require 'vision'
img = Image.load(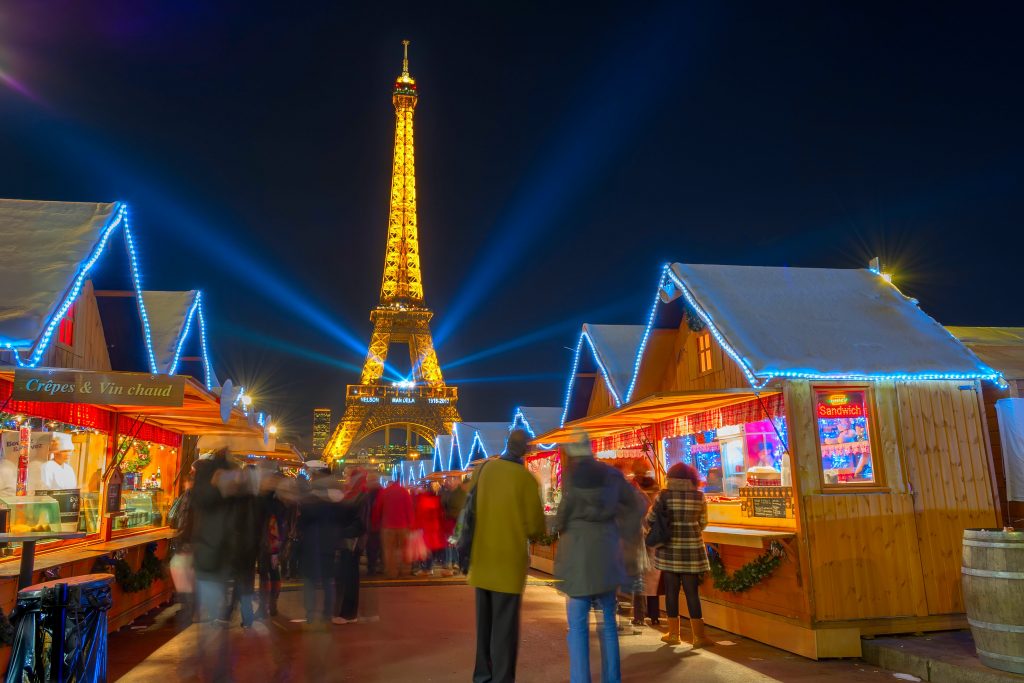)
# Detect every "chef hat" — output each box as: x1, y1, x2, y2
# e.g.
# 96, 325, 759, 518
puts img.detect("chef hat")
50, 433, 74, 452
